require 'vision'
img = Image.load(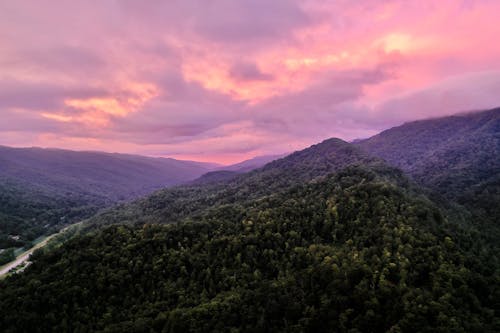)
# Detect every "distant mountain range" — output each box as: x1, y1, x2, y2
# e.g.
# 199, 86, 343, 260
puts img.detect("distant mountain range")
0, 146, 219, 202
0, 147, 216, 248
0, 107, 498, 332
